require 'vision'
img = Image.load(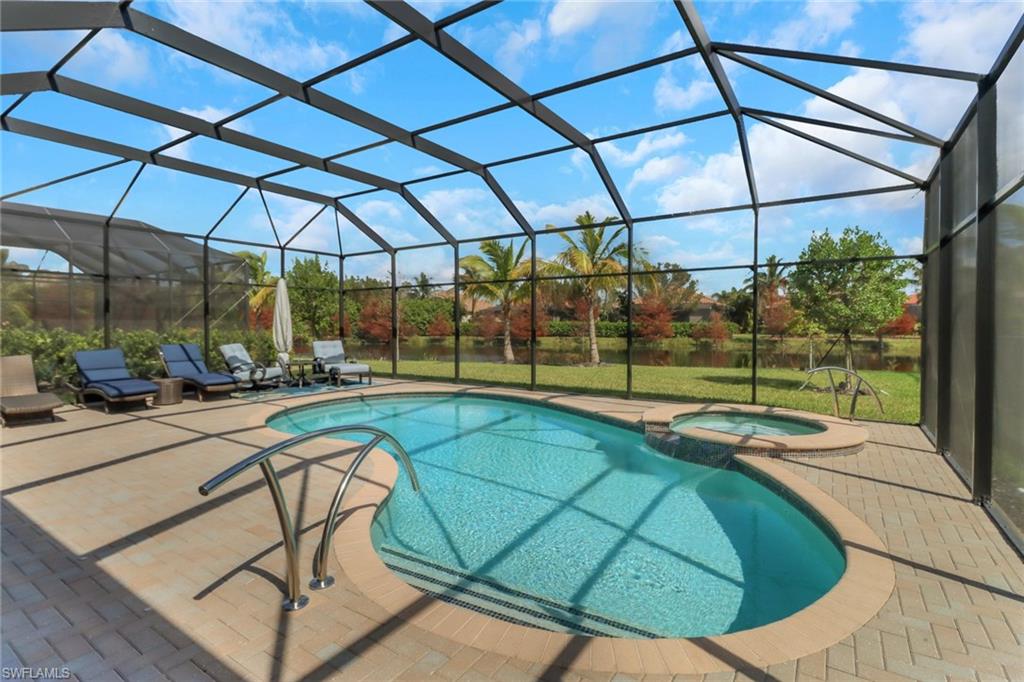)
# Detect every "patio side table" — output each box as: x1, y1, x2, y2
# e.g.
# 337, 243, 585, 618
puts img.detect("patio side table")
152, 377, 184, 406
